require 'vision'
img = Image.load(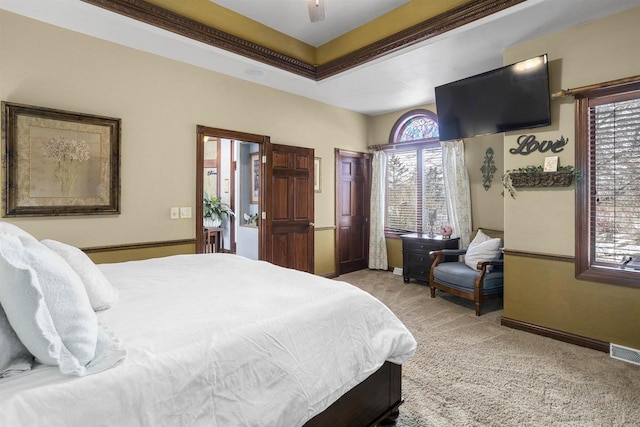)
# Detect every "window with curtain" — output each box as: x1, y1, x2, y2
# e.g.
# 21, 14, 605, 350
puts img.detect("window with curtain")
576, 81, 640, 288
384, 109, 446, 234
